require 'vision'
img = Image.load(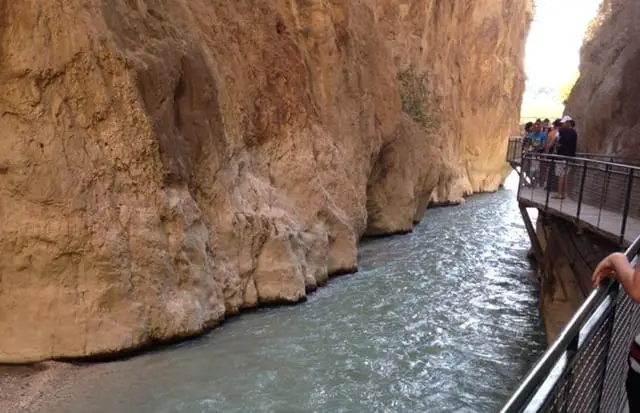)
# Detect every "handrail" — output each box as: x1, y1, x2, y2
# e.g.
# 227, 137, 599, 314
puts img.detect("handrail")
500, 235, 640, 412
524, 152, 640, 171
507, 137, 640, 245
506, 136, 640, 169
574, 153, 640, 166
